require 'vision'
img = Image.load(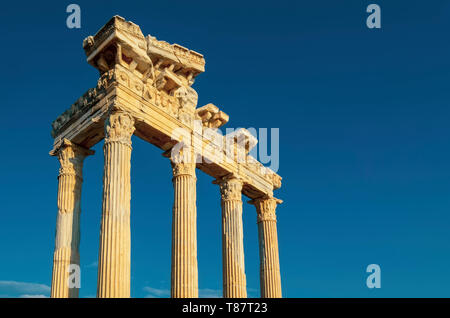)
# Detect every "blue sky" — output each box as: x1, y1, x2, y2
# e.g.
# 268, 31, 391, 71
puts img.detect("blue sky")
1, 0, 450, 298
